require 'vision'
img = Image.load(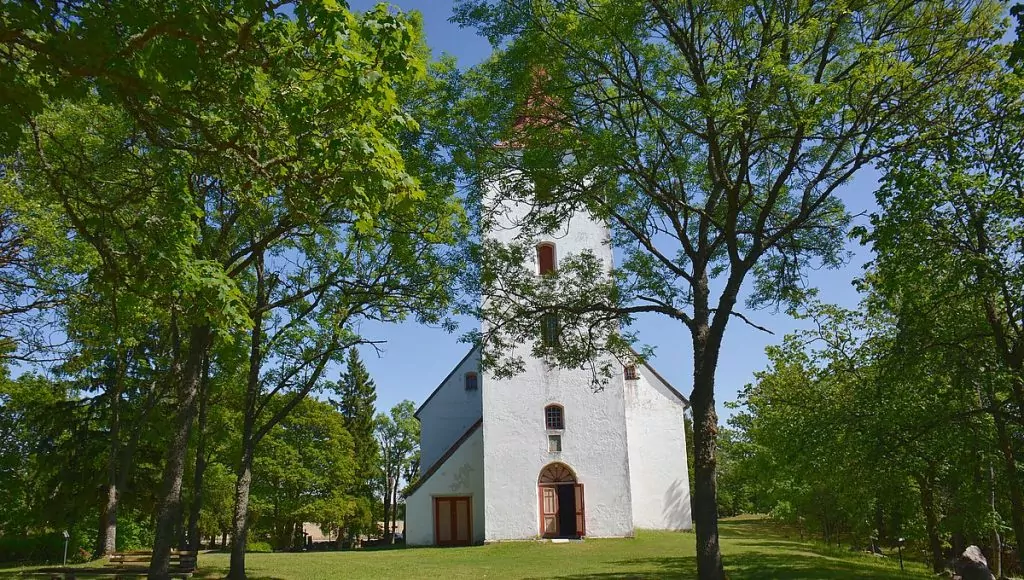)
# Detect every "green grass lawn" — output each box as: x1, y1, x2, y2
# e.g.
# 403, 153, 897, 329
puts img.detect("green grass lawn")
3, 517, 931, 579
